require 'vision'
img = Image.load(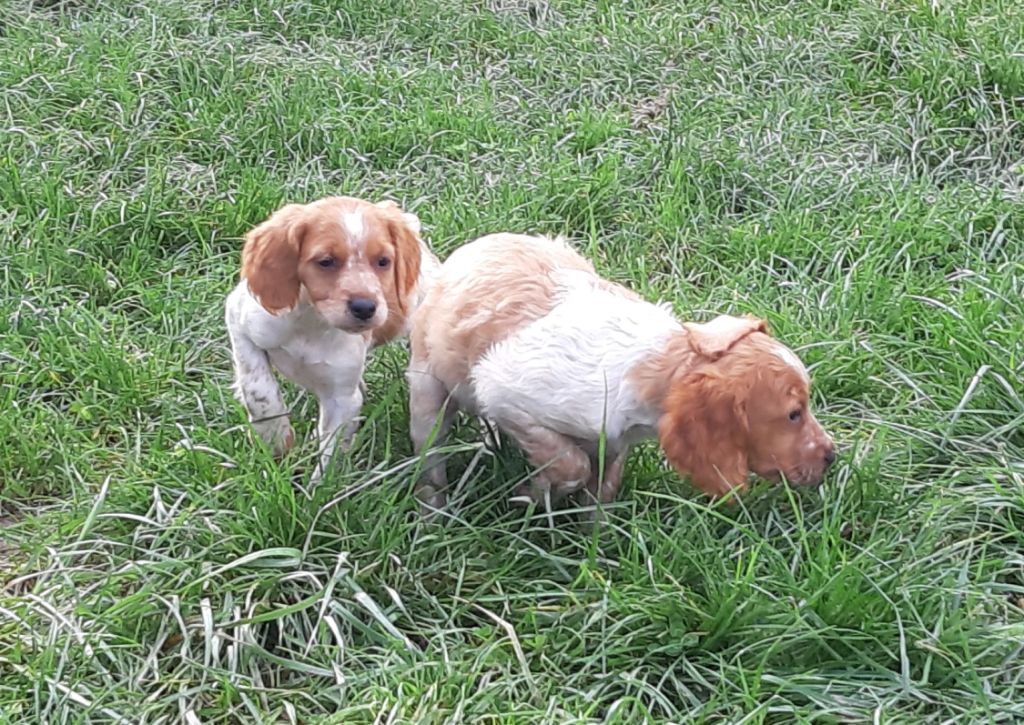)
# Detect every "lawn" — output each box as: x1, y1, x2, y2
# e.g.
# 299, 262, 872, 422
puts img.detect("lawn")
2, 0, 1023, 721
